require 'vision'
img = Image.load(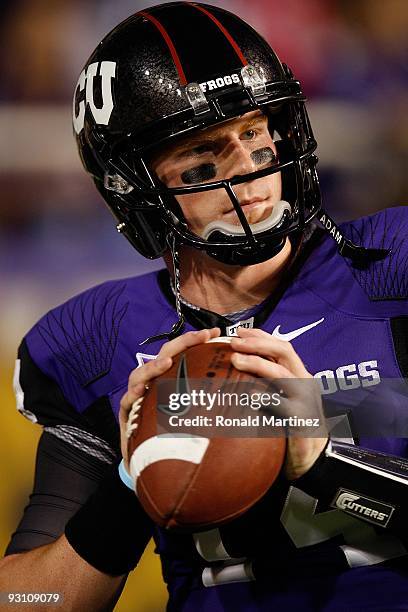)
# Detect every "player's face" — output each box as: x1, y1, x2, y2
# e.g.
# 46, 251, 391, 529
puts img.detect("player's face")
150, 111, 282, 237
